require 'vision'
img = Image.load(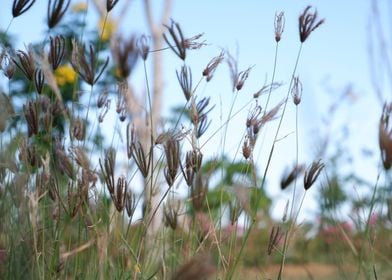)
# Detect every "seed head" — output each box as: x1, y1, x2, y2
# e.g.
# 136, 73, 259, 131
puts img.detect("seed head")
303, 159, 324, 190
47, 0, 70, 29
49, 35, 66, 70
291, 76, 302, 105
34, 68, 45, 94
137, 34, 150, 61
274, 12, 285, 42
71, 40, 109, 85
176, 65, 193, 101
163, 20, 187, 60
379, 102, 392, 170
106, 0, 120, 13
12, 48, 35, 81
280, 164, 305, 190
1, 54, 16, 79
235, 65, 253, 91
111, 35, 138, 79
12, 0, 36, 18
202, 51, 224, 82
267, 225, 283, 255
299, 6, 325, 43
